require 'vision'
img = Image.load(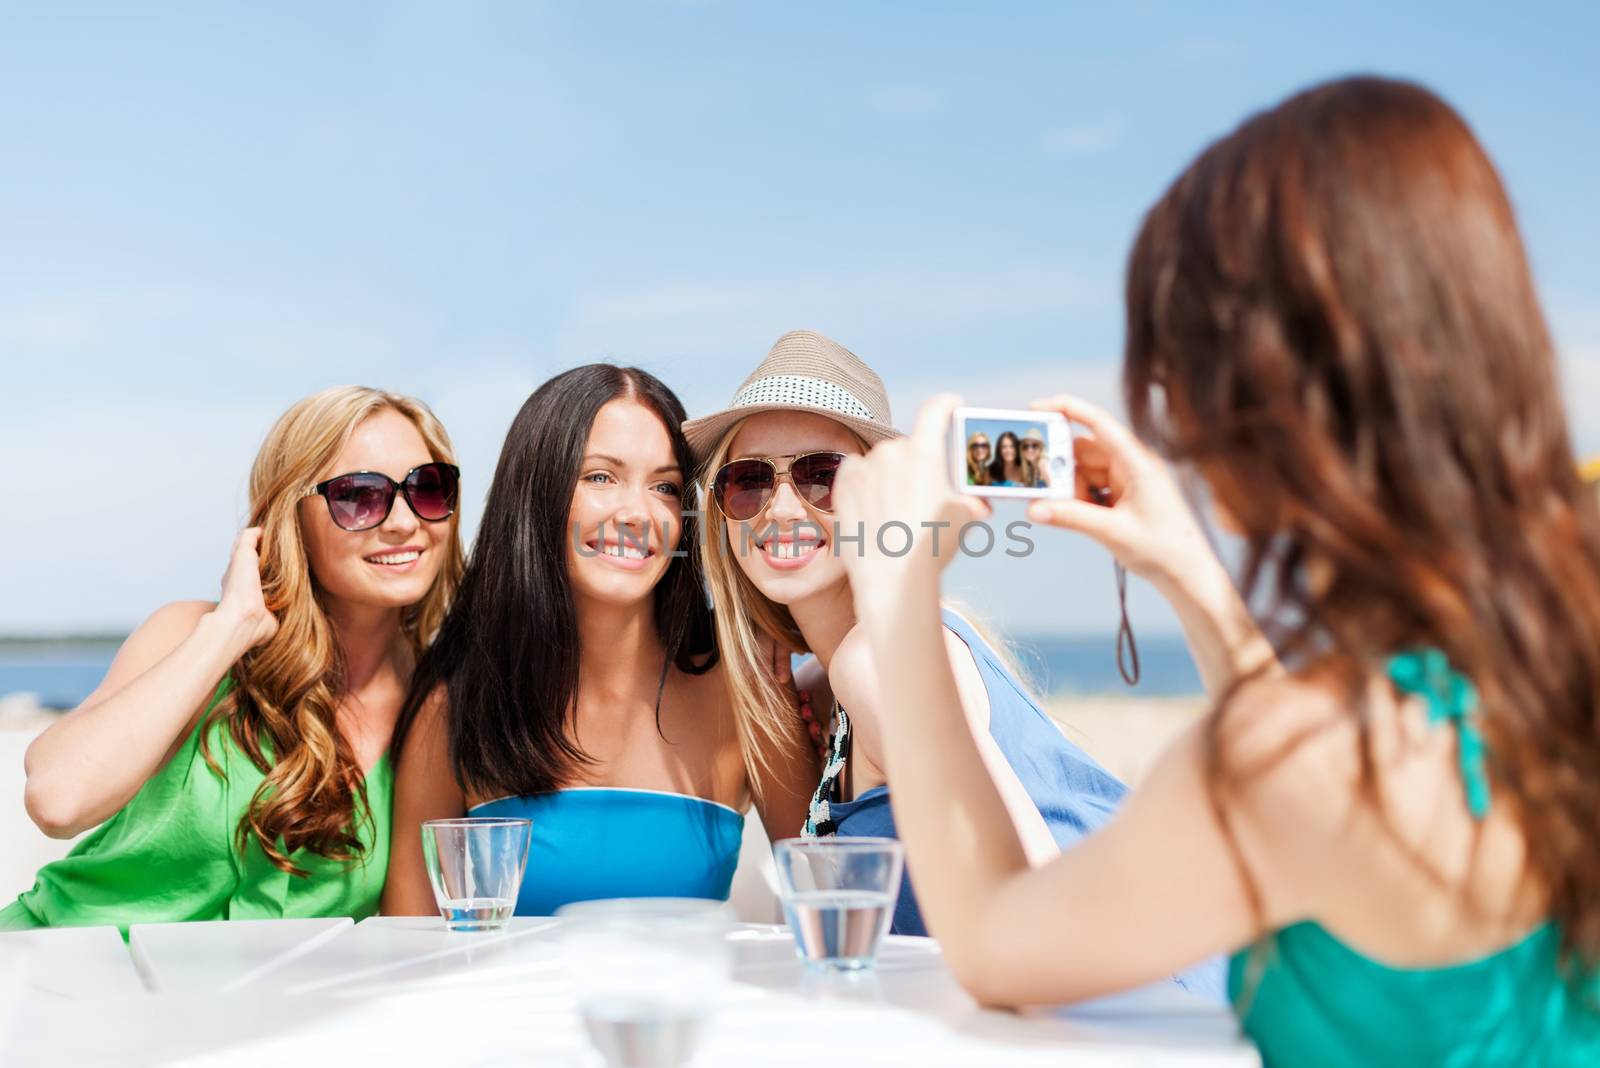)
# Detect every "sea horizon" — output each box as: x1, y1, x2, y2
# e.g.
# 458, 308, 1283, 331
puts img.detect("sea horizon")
0, 631, 1204, 710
